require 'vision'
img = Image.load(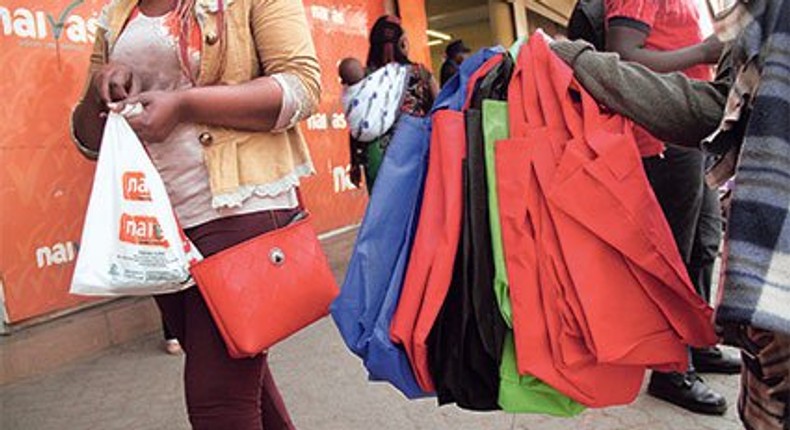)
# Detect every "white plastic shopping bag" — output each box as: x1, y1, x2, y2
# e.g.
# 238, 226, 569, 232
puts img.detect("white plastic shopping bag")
71, 112, 202, 296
